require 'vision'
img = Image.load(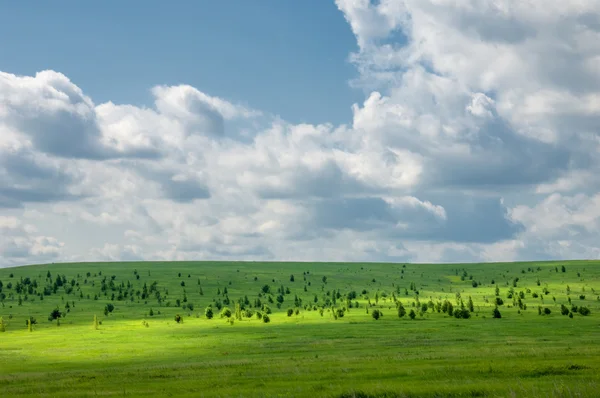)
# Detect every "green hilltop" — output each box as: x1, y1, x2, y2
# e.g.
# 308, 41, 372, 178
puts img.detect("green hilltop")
0, 260, 599, 397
